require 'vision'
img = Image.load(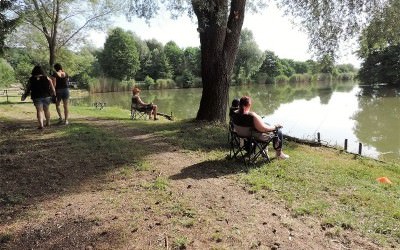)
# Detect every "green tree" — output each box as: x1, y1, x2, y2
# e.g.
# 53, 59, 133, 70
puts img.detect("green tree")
357, 0, 400, 85
130, 33, 151, 80
12, 0, 114, 67
164, 41, 184, 78
99, 28, 140, 80
279, 59, 296, 77
142, 48, 173, 80
259, 50, 281, 78
125, 0, 387, 122
0, 0, 20, 56
0, 58, 15, 87
358, 44, 400, 85
183, 46, 201, 77
233, 28, 264, 84
292, 61, 309, 74
358, 0, 400, 58
318, 55, 335, 74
